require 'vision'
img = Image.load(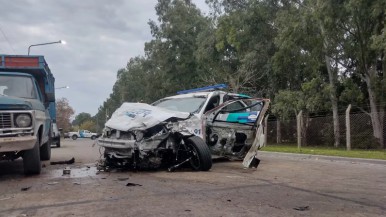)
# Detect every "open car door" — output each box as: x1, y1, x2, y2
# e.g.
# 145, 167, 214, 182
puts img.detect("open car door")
203, 98, 270, 168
